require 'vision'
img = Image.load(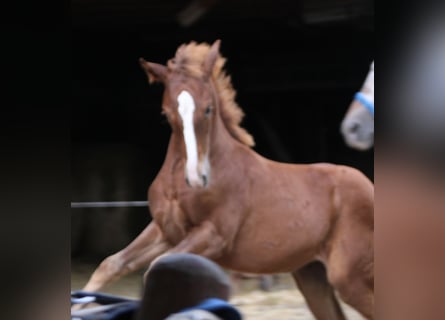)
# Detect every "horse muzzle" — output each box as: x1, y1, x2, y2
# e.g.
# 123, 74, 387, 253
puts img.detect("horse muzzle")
185, 173, 208, 188
185, 160, 210, 188
341, 120, 374, 151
